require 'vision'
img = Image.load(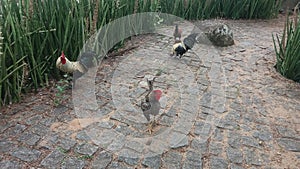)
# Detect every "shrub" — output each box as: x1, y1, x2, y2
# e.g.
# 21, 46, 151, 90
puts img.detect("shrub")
273, 10, 300, 83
